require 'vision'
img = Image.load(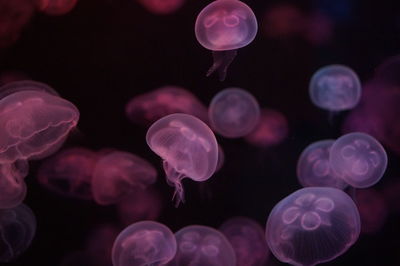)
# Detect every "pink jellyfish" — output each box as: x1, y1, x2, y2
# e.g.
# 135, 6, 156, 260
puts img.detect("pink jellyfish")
37, 147, 97, 200
169, 225, 236, 266
137, 0, 185, 15
0, 81, 79, 163
146, 113, 218, 206
35, 0, 79, 16
219, 217, 269, 266
91, 151, 157, 205
265, 187, 360, 266
0, 160, 28, 209
195, 0, 258, 81
112, 221, 177, 266
125, 86, 208, 126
